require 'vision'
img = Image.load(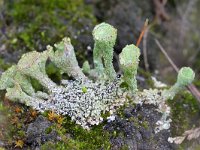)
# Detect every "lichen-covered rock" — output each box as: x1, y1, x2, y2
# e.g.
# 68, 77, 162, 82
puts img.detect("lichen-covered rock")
104, 104, 176, 150
0, 23, 195, 132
